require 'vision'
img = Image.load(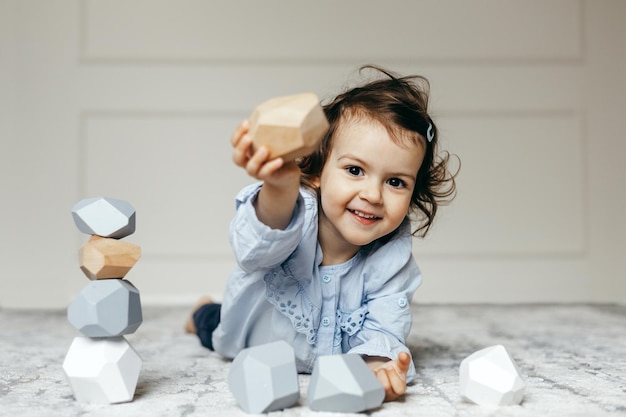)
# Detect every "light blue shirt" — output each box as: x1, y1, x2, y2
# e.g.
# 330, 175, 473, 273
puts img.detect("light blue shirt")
212, 183, 422, 382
